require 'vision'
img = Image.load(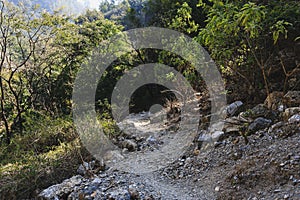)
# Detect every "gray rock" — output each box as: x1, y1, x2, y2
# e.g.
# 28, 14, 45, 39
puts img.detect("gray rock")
197, 130, 211, 142
198, 133, 212, 143
150, 110, 167, 124
249, 104, 269, 118
211, 131, 225, 141
288, 114, 300, 124
122, 148, 129, 154
225, 101, 243, 117
248, 117, 272, 133
197, 130, 213, 149
146, 135, 157, 144
210, 121, 225, 132
268, 122, 285, 135
243, 104, 278, 121
77, 161, 95, 176
103, 150, 124, 164
39, 175, 83, 199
